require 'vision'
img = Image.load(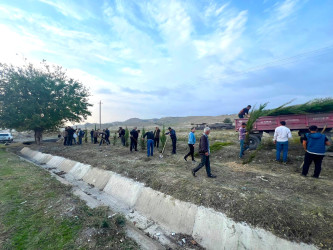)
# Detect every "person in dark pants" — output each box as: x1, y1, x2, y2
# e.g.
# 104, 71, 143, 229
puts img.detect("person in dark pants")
192, 127, 216, 178
63, 127, 68, 146
301, 125, 330, 178
238, 105, 251, 118
130, 127, 139, 152
118, 127, 126, 146
166, 127, 177, 154
143, 131, 154, 157
184, 127, 196, 162
78, 128, 84, 145
93, 129, 99, 144
105, 128, 110, 144
67, 126, 75, 146
90, 129, 94, 143
154, 127, 160, 148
